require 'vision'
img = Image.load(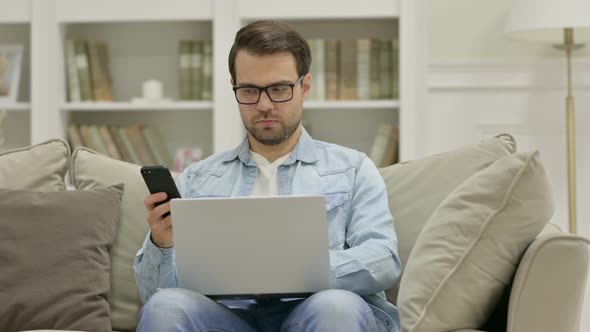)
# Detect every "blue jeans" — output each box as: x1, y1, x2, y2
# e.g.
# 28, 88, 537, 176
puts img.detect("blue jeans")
137, 288, 396, 332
